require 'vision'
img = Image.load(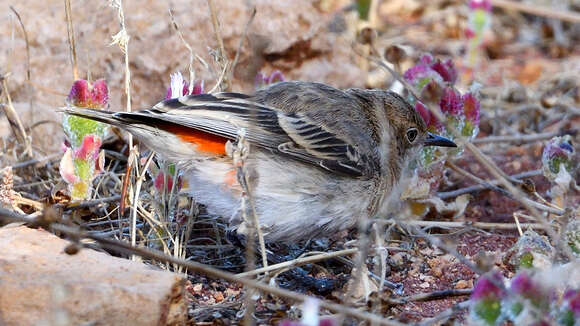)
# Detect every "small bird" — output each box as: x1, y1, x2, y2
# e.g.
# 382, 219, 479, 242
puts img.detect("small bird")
64, 81, 456, 241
